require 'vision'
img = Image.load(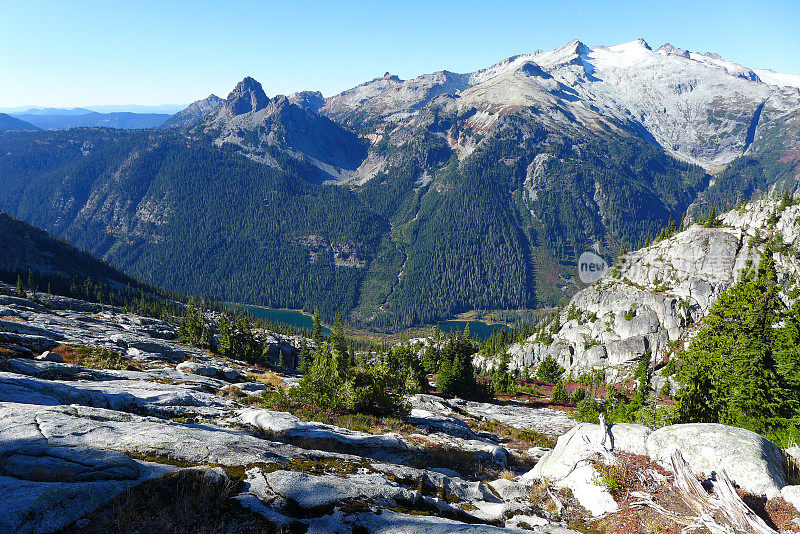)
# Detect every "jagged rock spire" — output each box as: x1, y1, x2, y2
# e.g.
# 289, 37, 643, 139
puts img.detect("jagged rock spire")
226, 76, 269, 115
